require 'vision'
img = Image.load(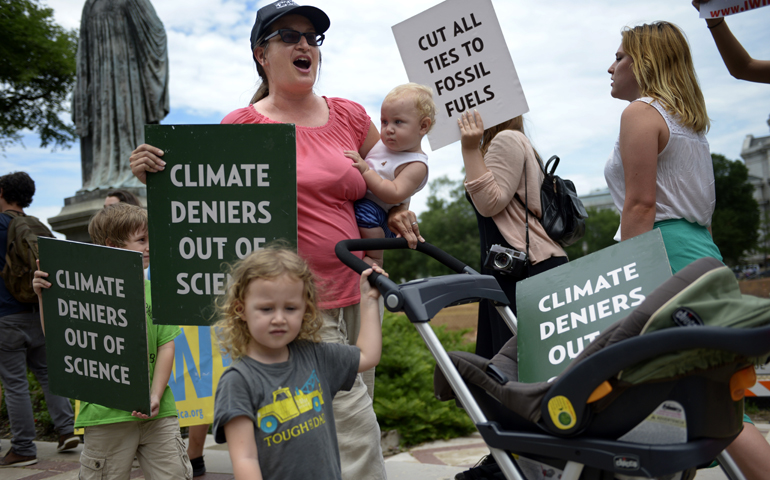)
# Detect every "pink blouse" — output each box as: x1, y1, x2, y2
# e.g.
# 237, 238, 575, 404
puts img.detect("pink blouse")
222, 97, 370, 309
465, 130, 566, 264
